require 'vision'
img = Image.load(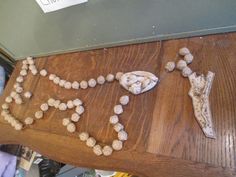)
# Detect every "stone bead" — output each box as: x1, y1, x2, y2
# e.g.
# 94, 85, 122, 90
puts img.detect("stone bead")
24, 117, 34, 125
40, 69, 47, 76
31, 69, 38, 75
182, 66, 193, 77
71, 113, 80, 122
86, 137, 96, 147
59, 103, 67, 111
179, 47, 190, 56
119, 95, 129, 105
106, 74, 115, 82
53, 77, 60, 84
112, 140, 123, 151
1, 110, 9, 117
88, 78, 97, 88
40, 103, 49, 112
67, 122, 76, 133
80, 80, 88, 89
47, 98, 55, 107
49, 74, 56, 81
5, 96, 13, 103
114, 105, 123, 115
115, 72, 123, 80
114, 123, 124, 132
109, 115, 119, 125
35, 111, 43, 119
102, 146, 113, 156
72, 81, 80, 89
15, 86, 23, 93
79, 132, 89, 141
62, 118, 71, 126
165, 61, 175, 72
24, 91, 32, 99
27, 57, 34, 64
73, 99, 83, 106
22, 64, 28, 70
10, 91, 17, 98
14, 83, 21, 89
2, 103, 9, 110
29, 65, 36, 71
184, 54, 194, 64
97, 75, 105, 85
93, 145, 103, 156
53, 100, 61, 108
76, 106, 85, 115
22, 60, 28, 65
67, 100, 74, 109
16, 76, 24, 83
118, 130, 128, 141
15, 98, 23, 105
64, 81, 72, 89
13, 93, 21, 100
14, 123, 23, 131
59, 80, 66, 87
20, 69, 27, 76
176, 60, 187, 70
